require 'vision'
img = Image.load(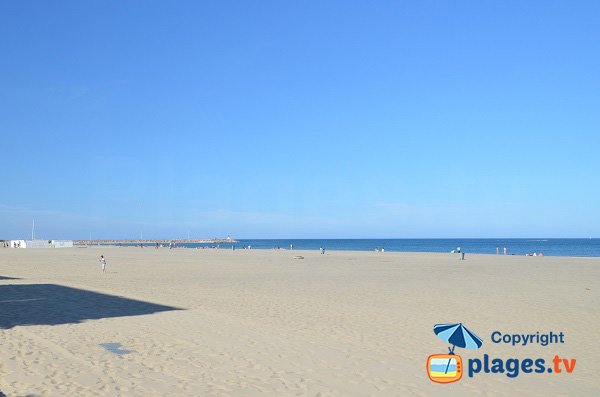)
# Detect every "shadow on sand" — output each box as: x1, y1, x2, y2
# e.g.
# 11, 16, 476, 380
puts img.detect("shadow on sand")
0, 284, 181, 329
0, 276, 21, 280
